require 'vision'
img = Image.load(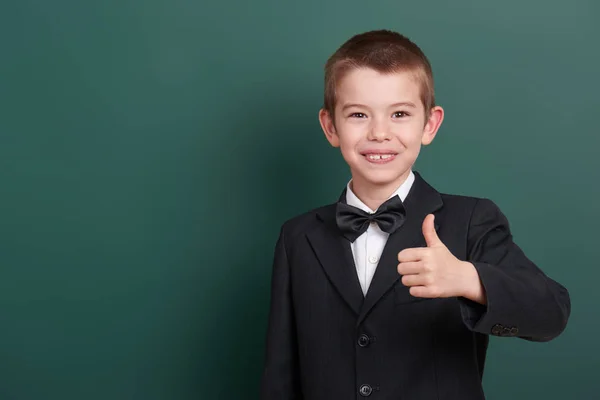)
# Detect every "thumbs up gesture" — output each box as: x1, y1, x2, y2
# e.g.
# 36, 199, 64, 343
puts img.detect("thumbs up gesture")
397, 214, 486, 304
